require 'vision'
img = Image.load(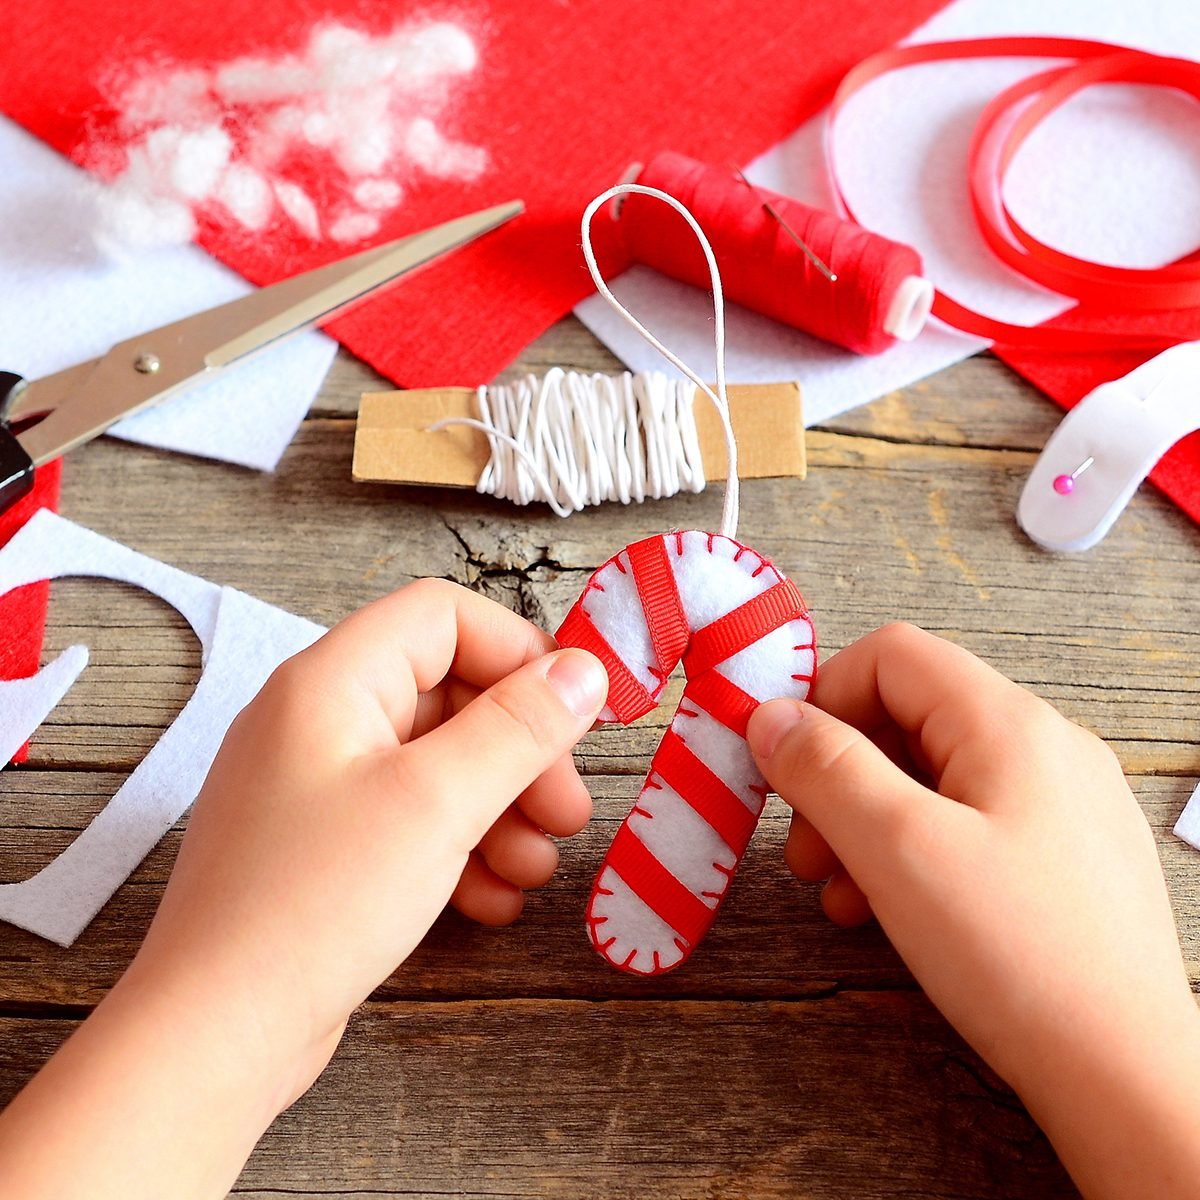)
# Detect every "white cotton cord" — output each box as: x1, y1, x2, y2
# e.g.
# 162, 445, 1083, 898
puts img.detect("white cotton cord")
429, 369, 705, 518
580, 183, 740, 539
